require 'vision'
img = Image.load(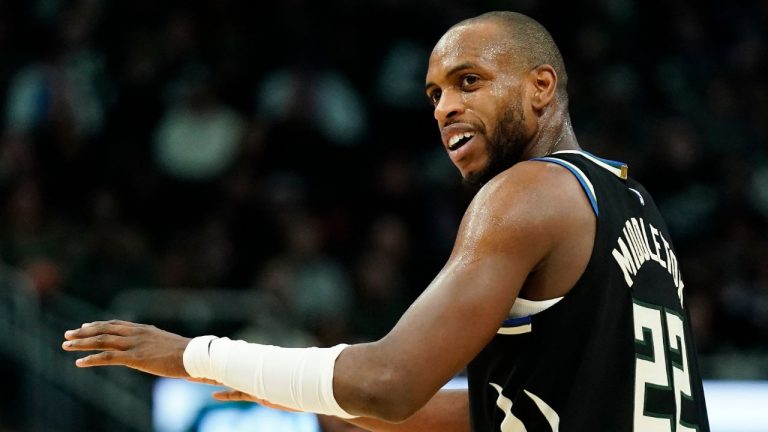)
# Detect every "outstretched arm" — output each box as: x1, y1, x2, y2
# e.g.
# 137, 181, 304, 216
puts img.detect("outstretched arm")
62, 161, 593, 423
62, 321, 470, 431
